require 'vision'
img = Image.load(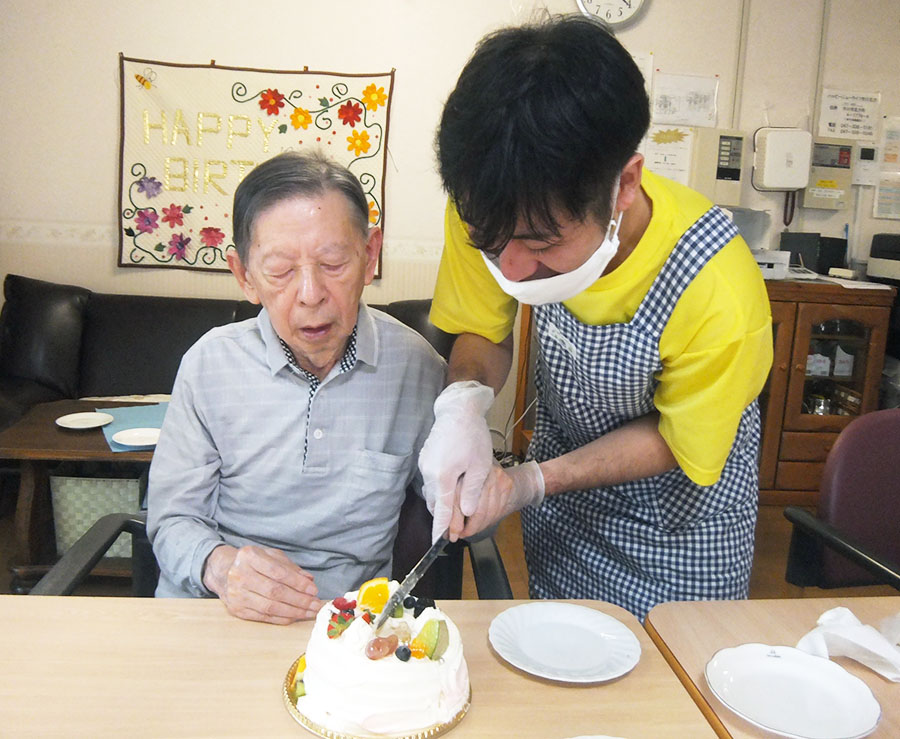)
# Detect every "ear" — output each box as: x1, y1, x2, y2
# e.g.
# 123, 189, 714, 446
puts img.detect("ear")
227, 250, 261, 304
614, 153, 645, 214
363, 227, 383, 285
